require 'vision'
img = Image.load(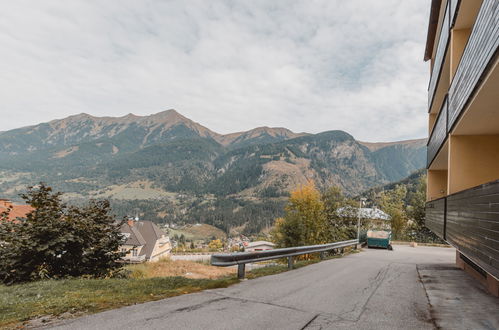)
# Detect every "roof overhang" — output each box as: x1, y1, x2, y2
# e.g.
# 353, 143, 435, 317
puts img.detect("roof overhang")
424, 0, 443, 61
